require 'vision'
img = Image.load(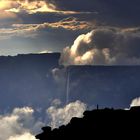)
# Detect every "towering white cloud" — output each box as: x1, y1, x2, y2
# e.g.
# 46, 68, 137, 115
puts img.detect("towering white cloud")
60, 27, 140, 65
130, 97, 140, 107
0, 107, 44, 140
47, 100, 87, 128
